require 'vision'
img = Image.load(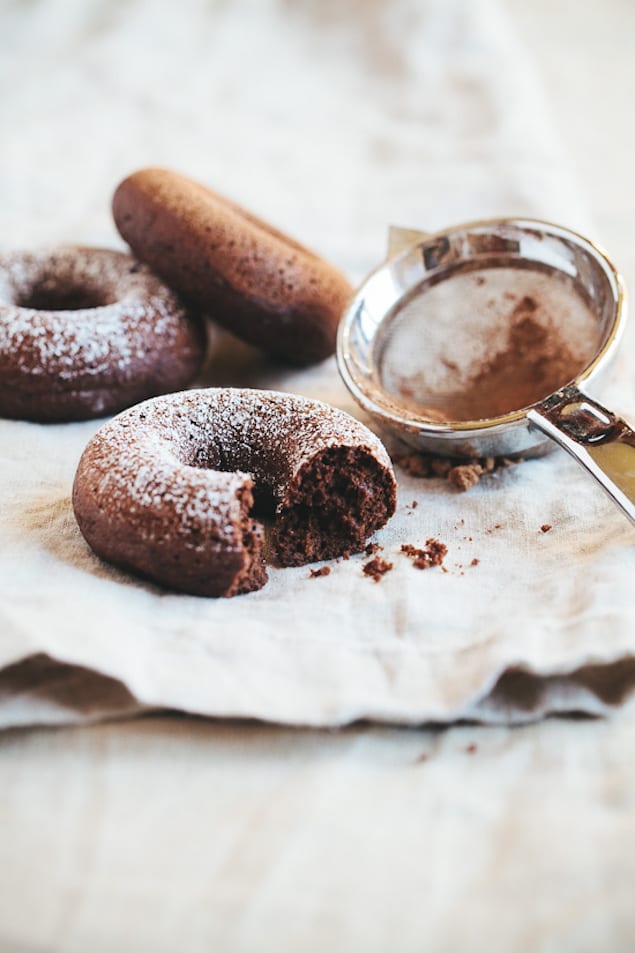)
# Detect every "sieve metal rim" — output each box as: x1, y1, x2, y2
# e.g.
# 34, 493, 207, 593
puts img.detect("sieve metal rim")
336, 216, 626, 437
